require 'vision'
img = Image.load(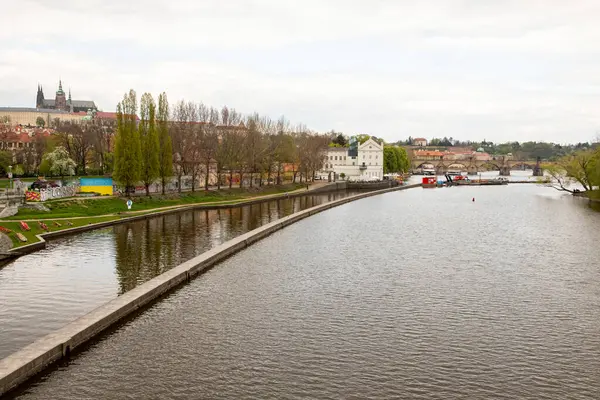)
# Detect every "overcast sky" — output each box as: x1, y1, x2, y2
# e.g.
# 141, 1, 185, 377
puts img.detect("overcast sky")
2, 1, 600, 143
